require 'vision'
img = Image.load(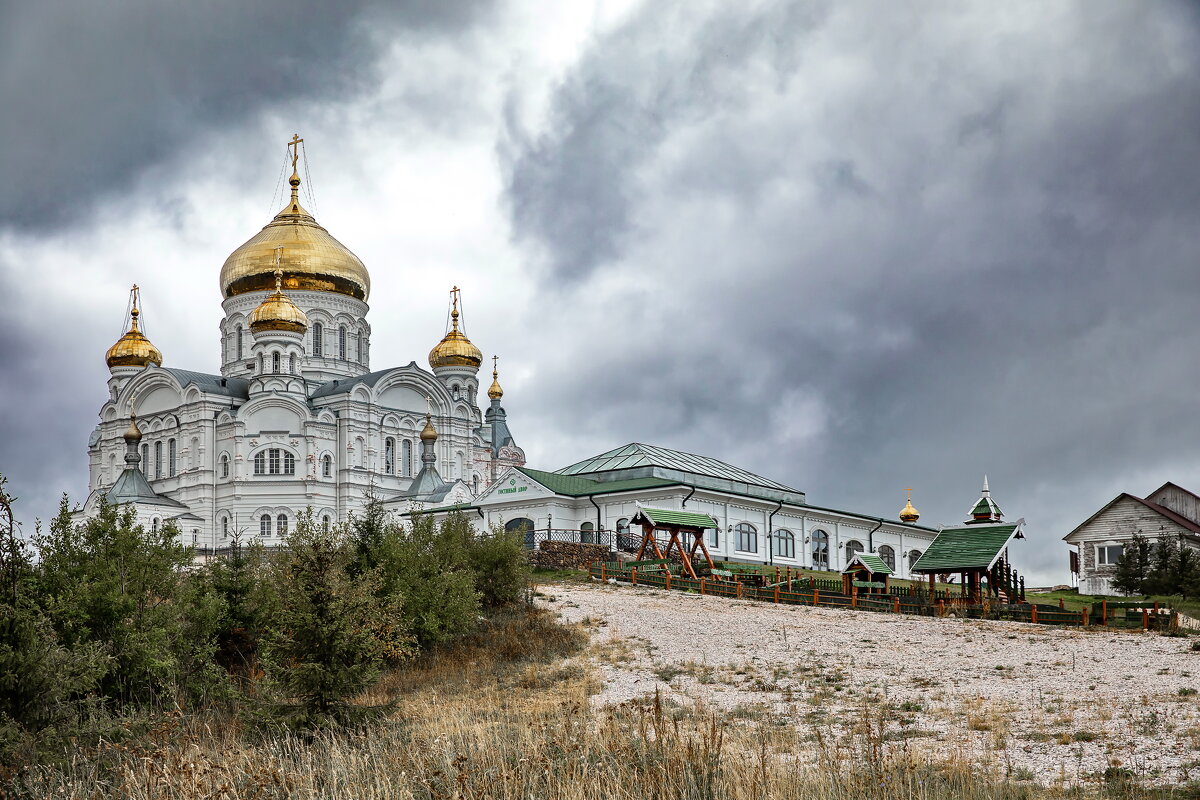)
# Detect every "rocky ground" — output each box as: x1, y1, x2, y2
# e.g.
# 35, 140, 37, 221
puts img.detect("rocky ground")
538, 579, 1200, 787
